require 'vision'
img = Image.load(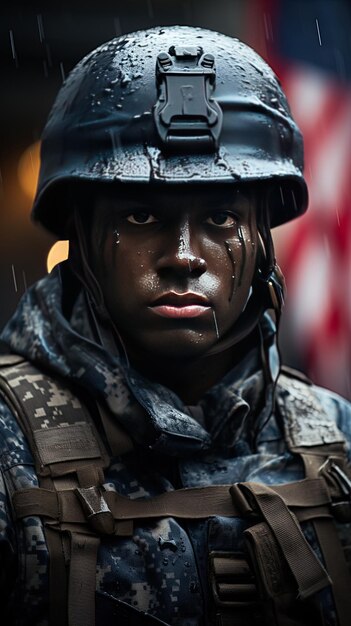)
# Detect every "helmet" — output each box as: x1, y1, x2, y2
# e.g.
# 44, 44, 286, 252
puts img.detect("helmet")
32, 25, 308, 237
